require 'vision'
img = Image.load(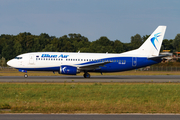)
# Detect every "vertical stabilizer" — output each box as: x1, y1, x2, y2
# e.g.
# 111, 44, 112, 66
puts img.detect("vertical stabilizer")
138, 26, 166, 57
